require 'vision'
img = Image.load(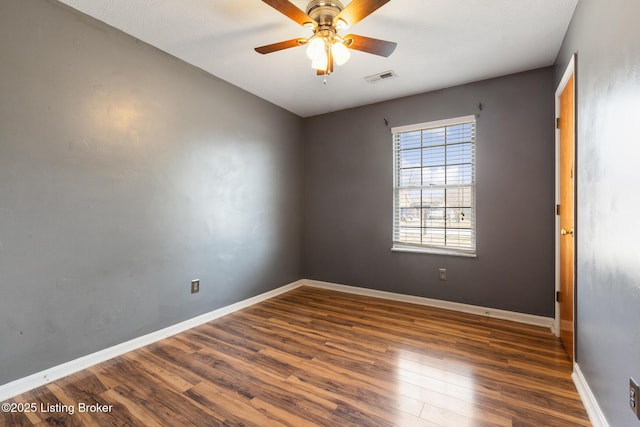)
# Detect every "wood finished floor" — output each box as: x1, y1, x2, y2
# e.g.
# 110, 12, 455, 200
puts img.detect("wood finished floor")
1, 286, 590, 426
